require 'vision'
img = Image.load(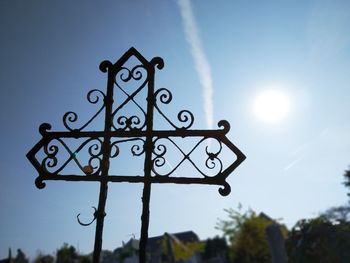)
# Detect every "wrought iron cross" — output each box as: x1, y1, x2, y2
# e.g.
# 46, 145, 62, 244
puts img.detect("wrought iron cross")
27, 47, 245, 263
